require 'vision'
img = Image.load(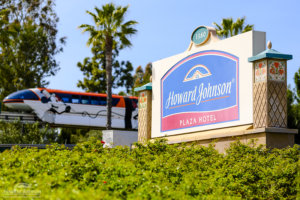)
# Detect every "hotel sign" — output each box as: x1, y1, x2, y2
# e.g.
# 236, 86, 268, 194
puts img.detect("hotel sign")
161, 50, 239, 132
